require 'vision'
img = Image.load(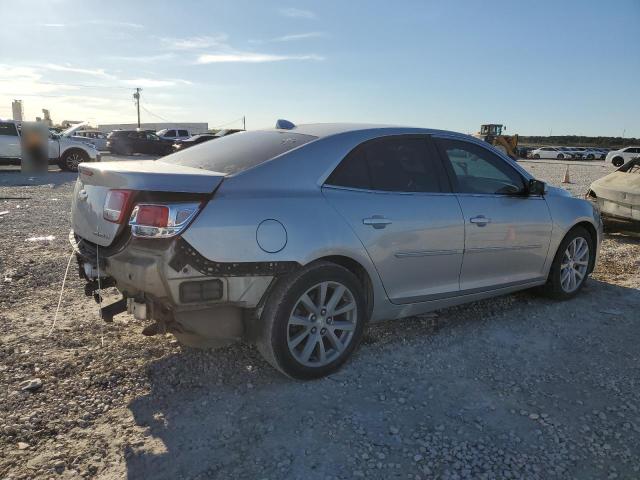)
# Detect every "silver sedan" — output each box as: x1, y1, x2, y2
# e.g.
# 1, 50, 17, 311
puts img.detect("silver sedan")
70, 122, 602, 379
